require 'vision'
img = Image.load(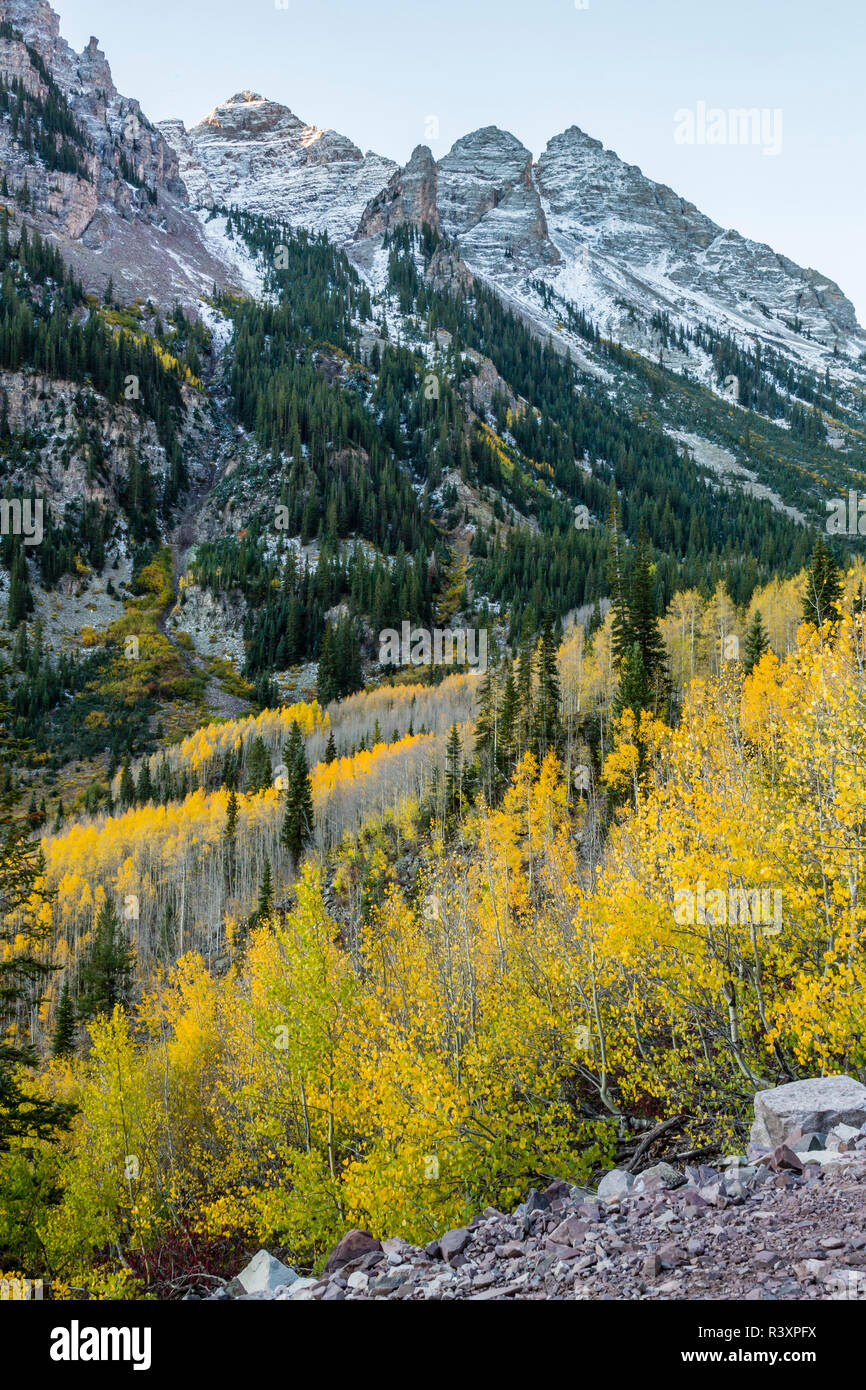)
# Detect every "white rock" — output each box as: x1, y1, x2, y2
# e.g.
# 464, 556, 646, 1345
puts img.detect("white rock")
232, 1249, 299, 1296
829, 1123, 860, 1141
282, 1277, 319, 1299
801, 1149, 858, 1167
